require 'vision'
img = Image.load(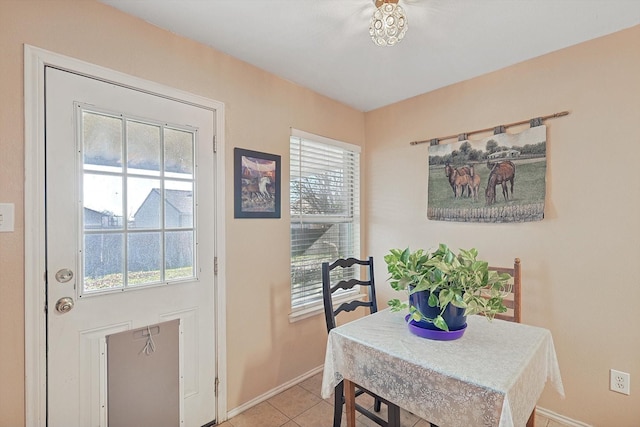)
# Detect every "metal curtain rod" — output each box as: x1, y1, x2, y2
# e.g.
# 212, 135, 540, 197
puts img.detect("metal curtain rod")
409, 111, 570, 146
